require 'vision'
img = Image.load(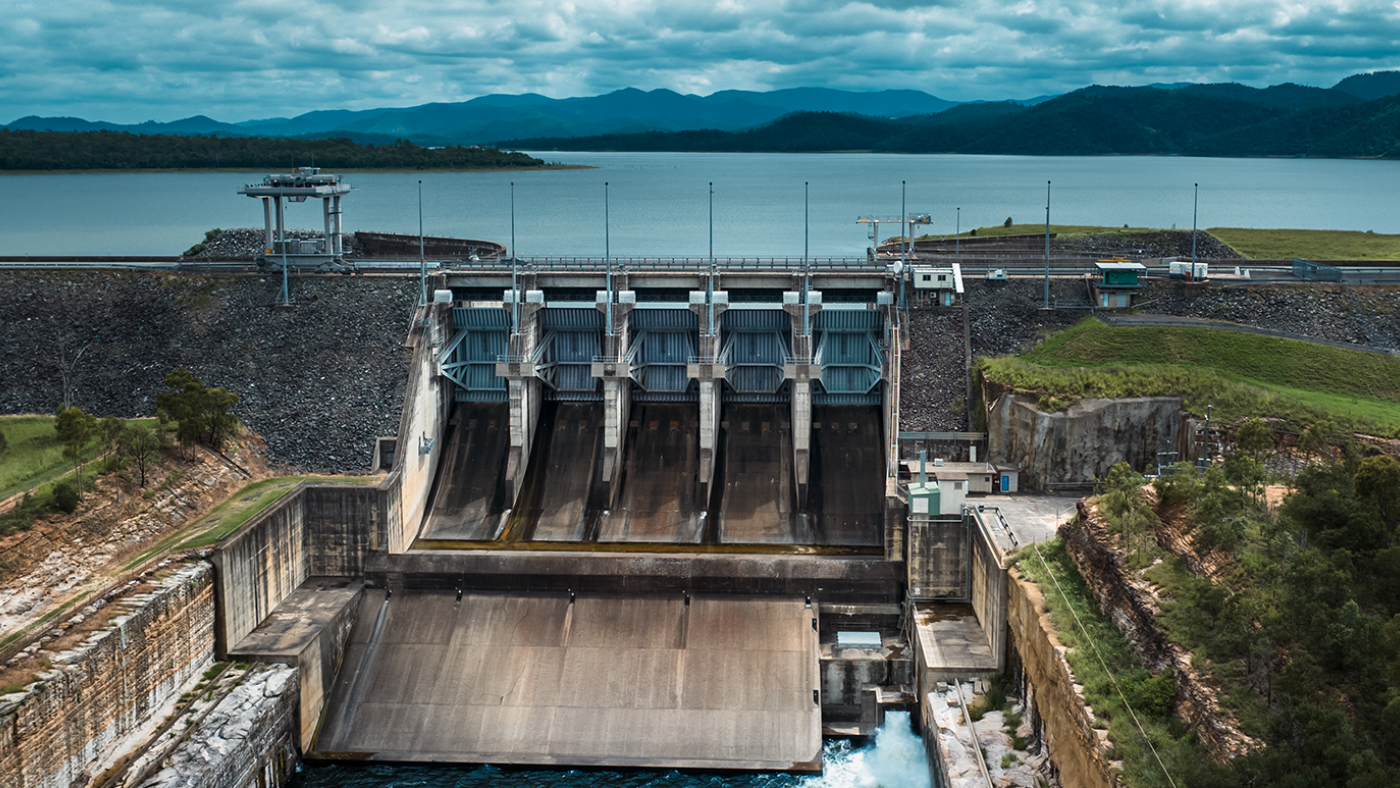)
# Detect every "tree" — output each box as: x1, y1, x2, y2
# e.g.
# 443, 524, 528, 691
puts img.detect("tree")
0, 429, 8, 457
155, 367, 239, 456
1354, 454, 1400, 545
118, 423, 161, 487
55, 405, 97, 496
98, 415, 124, 460
1236, 417, 1275, 463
